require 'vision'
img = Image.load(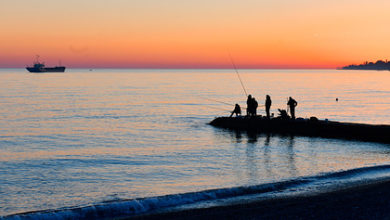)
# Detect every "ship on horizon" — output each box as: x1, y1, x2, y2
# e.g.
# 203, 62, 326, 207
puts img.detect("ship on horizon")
26, 56, 66, 73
